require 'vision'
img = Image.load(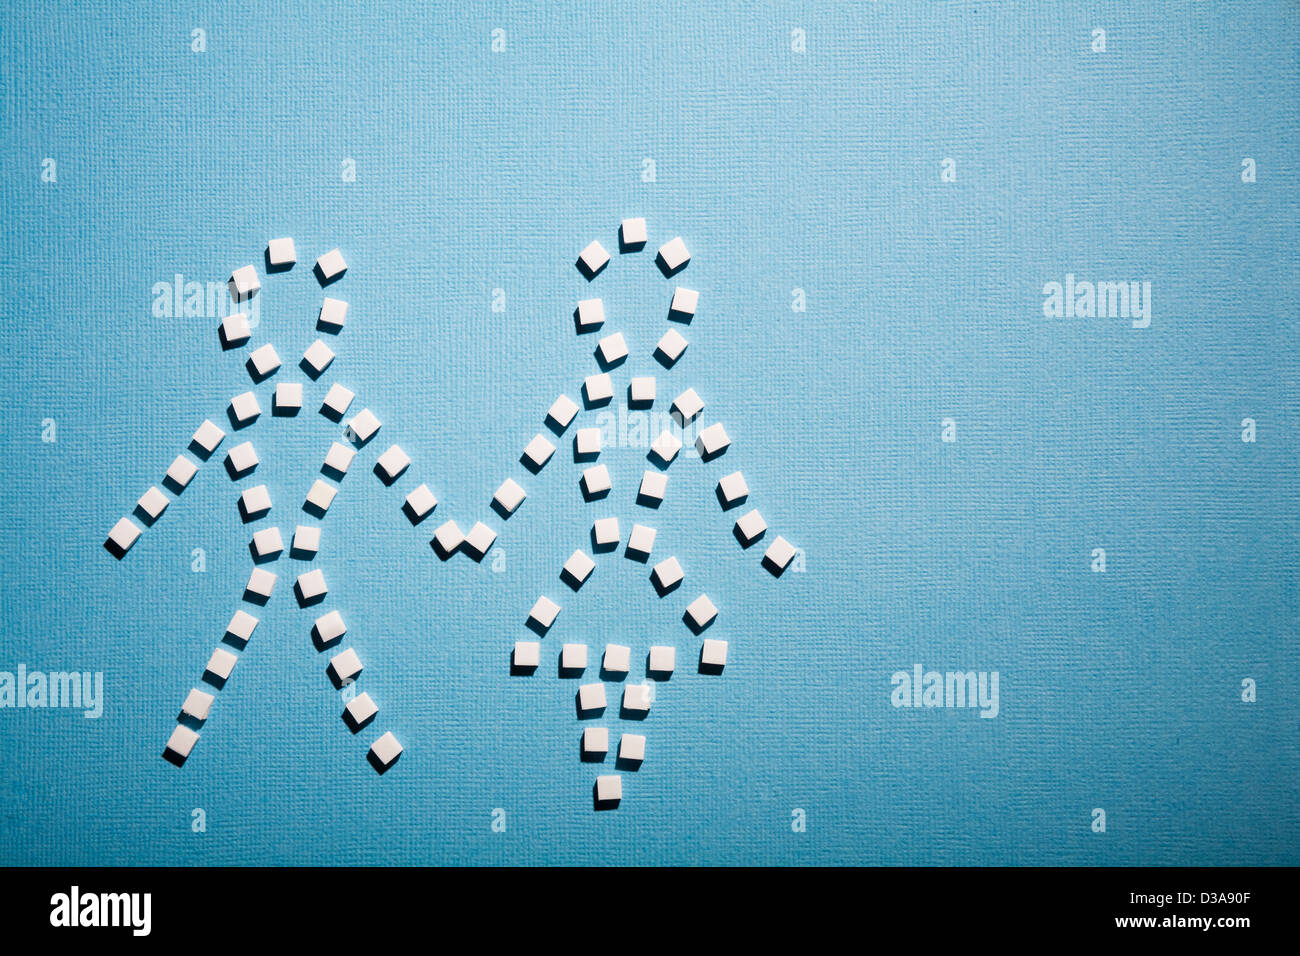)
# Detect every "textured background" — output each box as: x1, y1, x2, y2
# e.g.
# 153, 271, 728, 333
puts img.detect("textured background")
1, 1, 1297, 865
